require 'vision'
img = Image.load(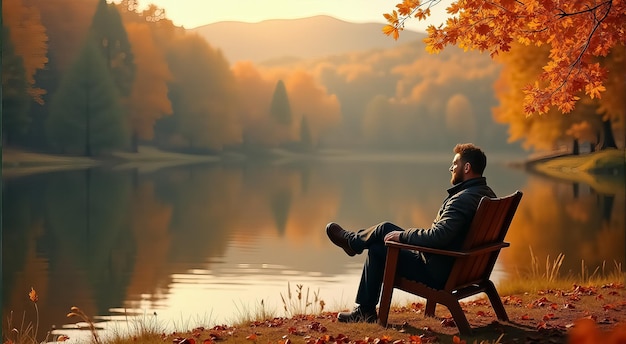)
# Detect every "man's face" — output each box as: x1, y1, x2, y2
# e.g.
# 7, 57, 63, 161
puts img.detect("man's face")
449, 153, 465, 185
